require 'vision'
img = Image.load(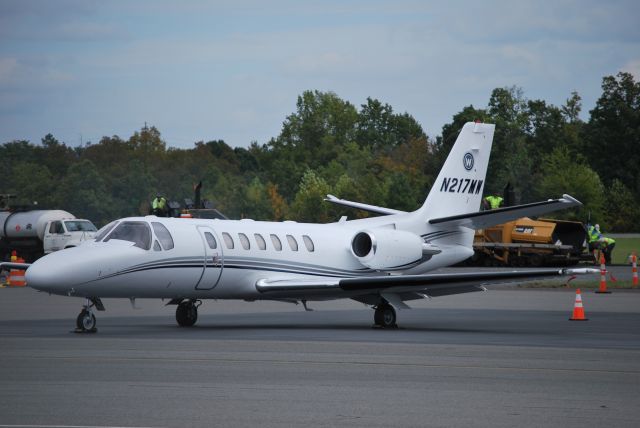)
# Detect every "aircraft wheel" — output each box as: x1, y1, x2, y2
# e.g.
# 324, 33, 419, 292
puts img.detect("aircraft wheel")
176, 301, 198, 327
76, 309, 96, 331
374, 304, 397, 328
